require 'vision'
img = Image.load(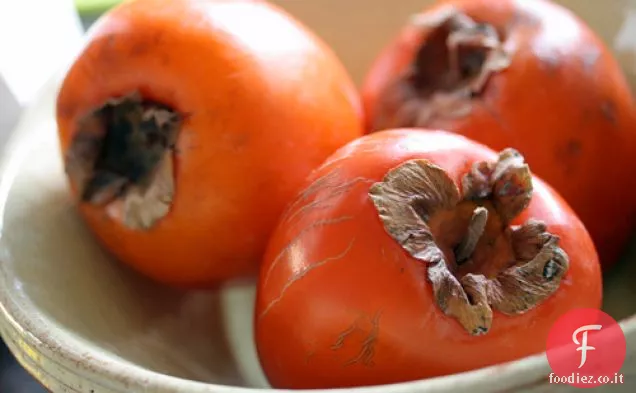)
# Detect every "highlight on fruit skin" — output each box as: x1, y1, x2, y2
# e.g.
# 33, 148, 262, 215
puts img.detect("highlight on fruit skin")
56, 0, 364, 287
361, 0, 636, 270
255, 129, 602, 389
